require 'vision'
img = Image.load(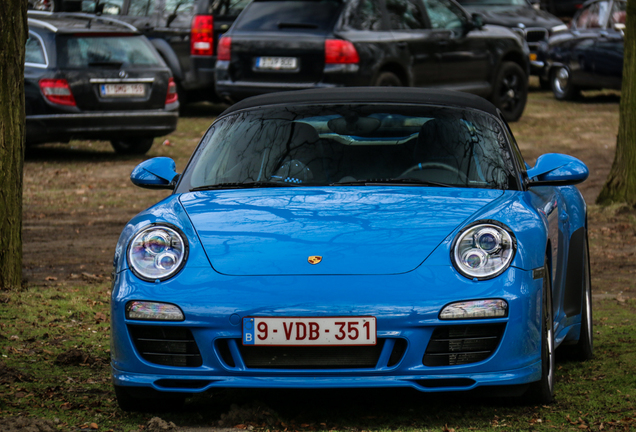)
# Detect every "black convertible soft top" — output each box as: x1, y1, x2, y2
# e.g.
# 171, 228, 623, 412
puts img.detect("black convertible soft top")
220, 87, 501, 118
